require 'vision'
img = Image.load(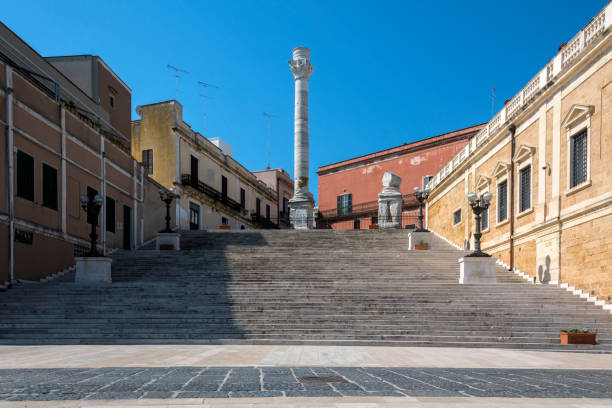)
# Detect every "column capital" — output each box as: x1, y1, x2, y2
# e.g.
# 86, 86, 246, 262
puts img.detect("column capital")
289, 47, 314, 80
